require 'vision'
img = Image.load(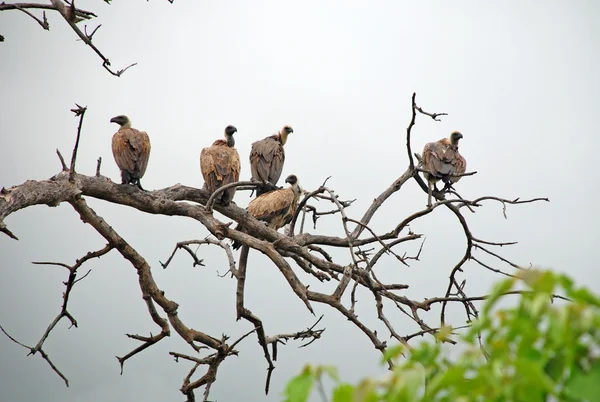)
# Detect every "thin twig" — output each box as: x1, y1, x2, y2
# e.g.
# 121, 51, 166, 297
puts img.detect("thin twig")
69, 104, 87, 181
14, 5, 49, 29
95, 157, 102, 176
